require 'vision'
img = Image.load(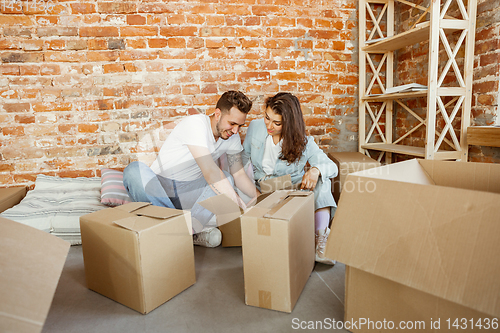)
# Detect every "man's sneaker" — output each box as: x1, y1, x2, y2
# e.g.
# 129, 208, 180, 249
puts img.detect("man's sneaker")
315, 227, 336, 265
193, 227, 222, 248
